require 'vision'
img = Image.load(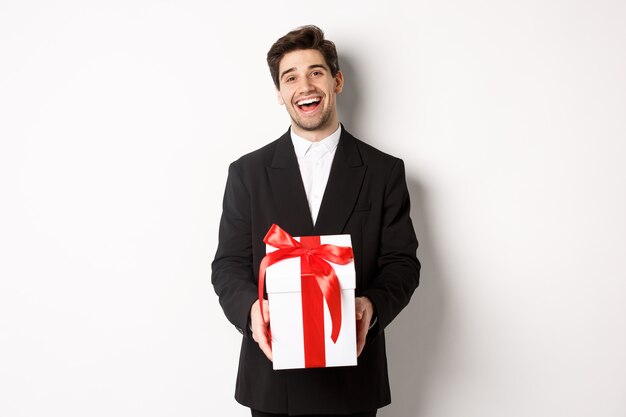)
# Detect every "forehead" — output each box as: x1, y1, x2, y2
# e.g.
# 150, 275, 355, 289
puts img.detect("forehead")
278, 49, 328, 74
